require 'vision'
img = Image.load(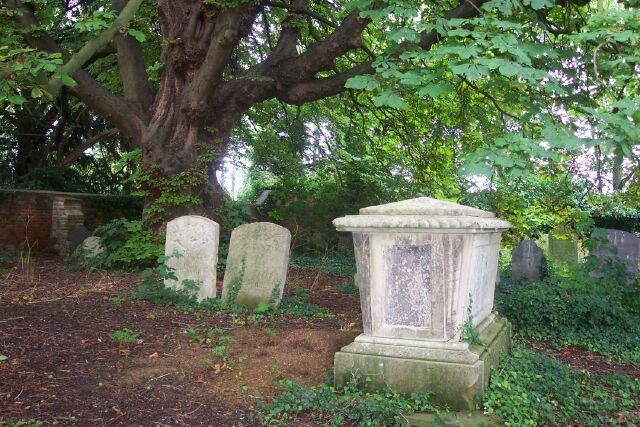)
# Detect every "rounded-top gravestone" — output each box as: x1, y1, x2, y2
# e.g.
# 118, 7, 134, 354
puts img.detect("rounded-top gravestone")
81, 236, 105, 258
511, 240, 544, 282
164, 215, 219, 301
68, 226, 92, 254
548, 228, 579, 264
222, 222, 291, 309
590, 228, 640, 280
